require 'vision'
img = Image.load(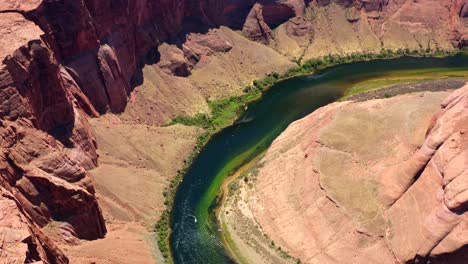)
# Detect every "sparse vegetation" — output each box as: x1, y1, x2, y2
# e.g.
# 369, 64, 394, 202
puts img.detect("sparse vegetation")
168, 48, 462, 131
282, 48, 459, 80
156, 48, 464, 263
166, 113, 211, 129
340, 78, 435, 100
340, 70, 467, 101
166, 92, 261, 133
